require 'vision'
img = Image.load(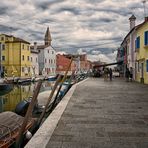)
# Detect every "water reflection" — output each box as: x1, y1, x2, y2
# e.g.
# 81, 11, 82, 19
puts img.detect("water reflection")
0, 81, 53, 113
